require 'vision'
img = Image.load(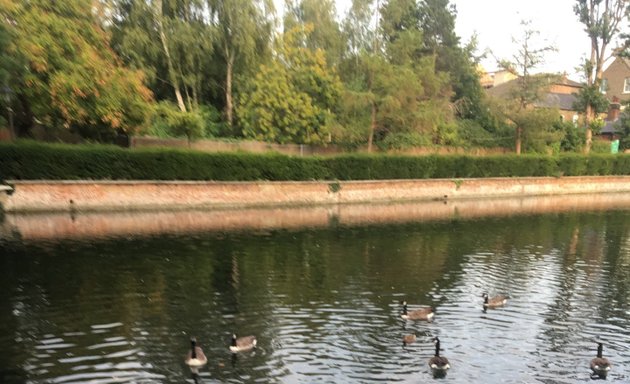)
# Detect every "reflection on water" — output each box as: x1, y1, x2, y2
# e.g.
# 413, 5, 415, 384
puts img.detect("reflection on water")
1, 208, 630, 383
